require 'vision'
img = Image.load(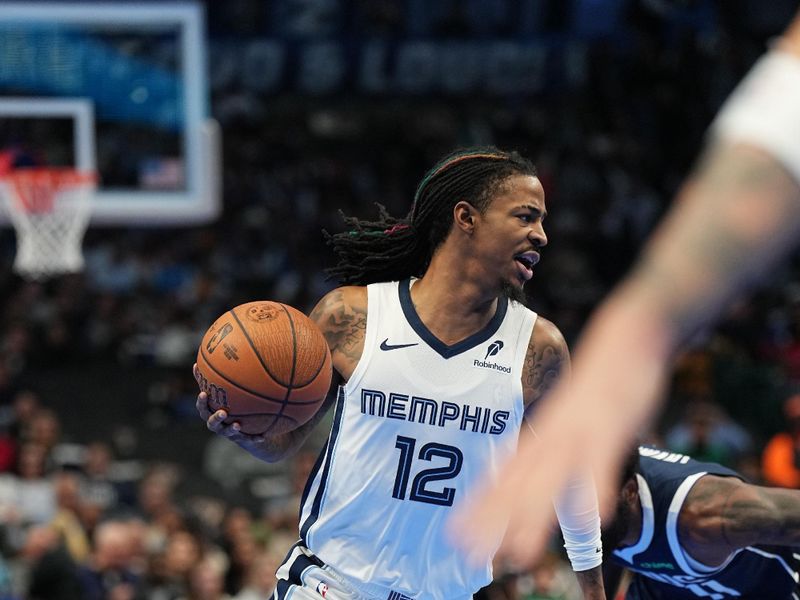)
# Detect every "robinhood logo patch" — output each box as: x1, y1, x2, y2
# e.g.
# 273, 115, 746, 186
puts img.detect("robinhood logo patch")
474, 340, 511, 373
484, 340, 503, 359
